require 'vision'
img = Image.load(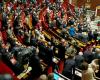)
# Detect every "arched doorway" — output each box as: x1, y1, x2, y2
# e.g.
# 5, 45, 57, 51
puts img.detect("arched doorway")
95, 5, 100, 16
